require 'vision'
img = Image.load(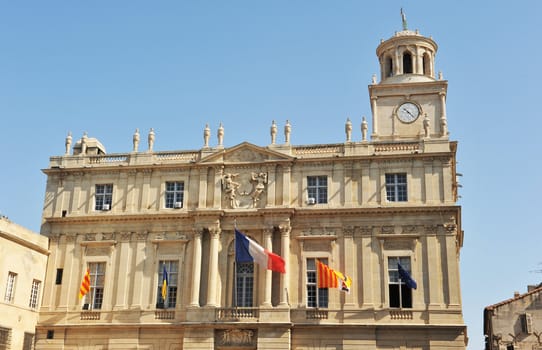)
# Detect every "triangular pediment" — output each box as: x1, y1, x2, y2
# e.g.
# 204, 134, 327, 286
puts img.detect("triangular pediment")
199, 142, 294, 164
